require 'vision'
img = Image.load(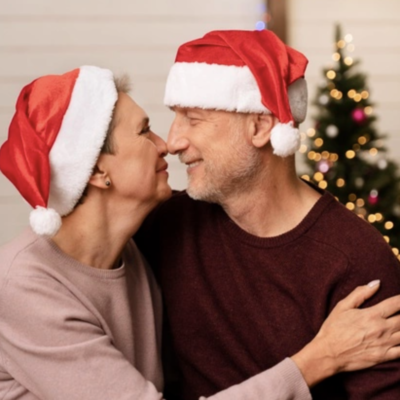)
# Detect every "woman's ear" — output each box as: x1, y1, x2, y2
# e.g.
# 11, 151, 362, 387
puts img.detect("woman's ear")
251, 114, 276, 148
88, 158, 111, 189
